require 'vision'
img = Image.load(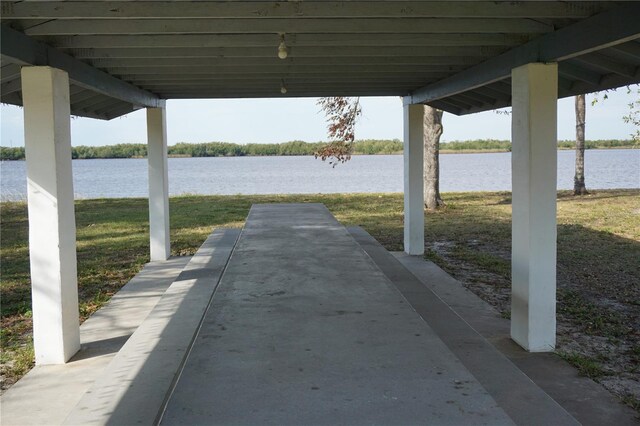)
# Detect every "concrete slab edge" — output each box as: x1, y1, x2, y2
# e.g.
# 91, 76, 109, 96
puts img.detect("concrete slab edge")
392, 250, 639, 425
348, 226, 580, 426
154, 226, 246, 425
63, 228, 240, 426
